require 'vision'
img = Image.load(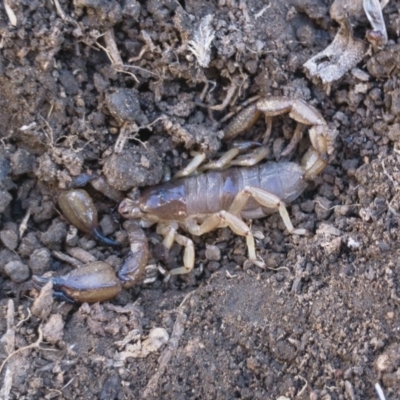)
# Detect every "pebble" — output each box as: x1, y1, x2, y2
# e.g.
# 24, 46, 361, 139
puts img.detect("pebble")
0, 229, 18, 250
40, 220, 67, 249
29, 248, 51, 275
4, 260, 30, 283
205, 245, 221, 261
0, 190, 12, 213
99, 214, 118, 236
